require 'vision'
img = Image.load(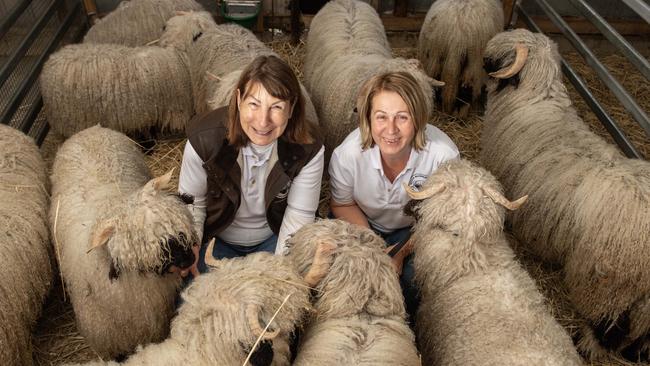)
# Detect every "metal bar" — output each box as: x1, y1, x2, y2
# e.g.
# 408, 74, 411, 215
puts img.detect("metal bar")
0, 0, 59, 90
621, 0, 650, 24
503, 0, 516, 28
567, 0, 650, 80
35, 122, 49, 147
17, 96, 42, 134
0, 2, 81, 126
27, 8, 87, 141
82, 0, 99, 25
0, 0, 32, 40
517, 4, 642, 159
533, 0, 650, 138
